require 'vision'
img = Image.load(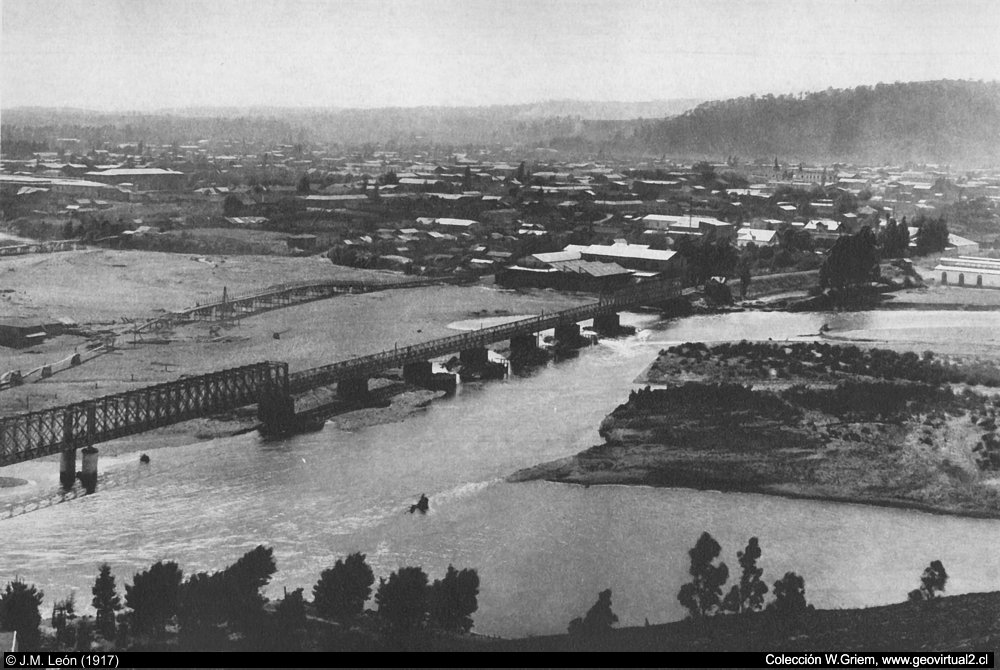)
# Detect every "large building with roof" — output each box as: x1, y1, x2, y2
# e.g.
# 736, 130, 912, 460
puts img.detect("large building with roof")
640, 214, 734, 240
935, 256, 1000, 288
498, 241, 685, 292
566, 242, 685, 276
